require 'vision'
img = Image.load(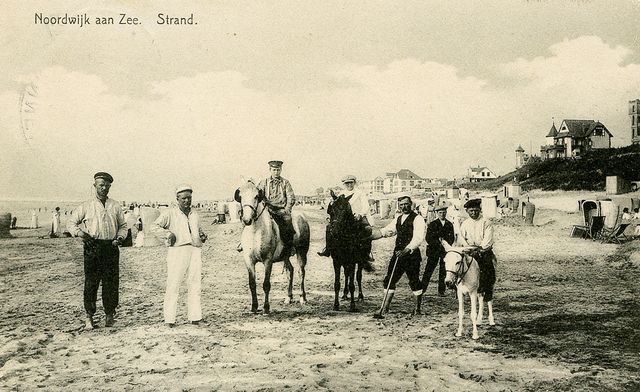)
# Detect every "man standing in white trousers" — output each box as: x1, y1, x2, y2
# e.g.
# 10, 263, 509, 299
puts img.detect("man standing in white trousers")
151, 184, 208, 327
